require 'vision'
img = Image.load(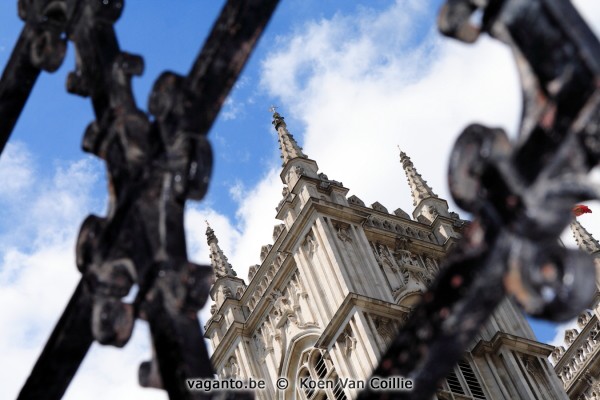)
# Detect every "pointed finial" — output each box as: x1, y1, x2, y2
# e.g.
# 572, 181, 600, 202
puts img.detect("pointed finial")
398, 148, 437, 206
205, 220, 216, 244
205, 223, 237, 277
271, 108, 307, 164
271, 106, 285, 130
397, 146, 407, 157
